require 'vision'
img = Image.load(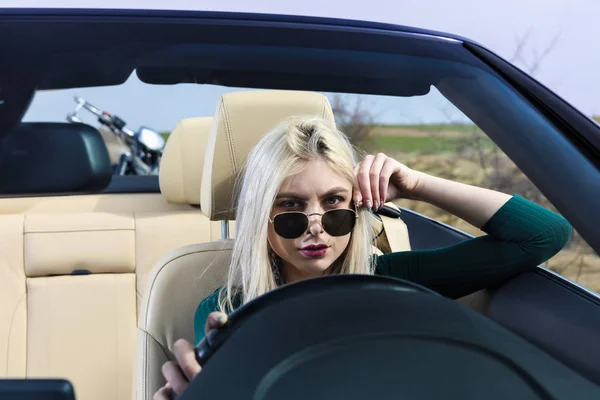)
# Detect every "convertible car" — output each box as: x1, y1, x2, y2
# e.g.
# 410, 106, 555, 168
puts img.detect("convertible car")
1, 7, 600, 400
